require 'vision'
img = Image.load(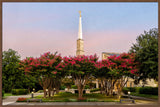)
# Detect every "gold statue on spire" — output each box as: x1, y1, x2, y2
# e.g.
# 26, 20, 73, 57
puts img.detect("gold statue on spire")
79, 10, 81, 17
